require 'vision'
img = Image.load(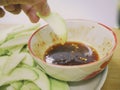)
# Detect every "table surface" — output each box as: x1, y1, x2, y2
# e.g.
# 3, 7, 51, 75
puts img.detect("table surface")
102, 28, 120, 90
0, 24, 120, 90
